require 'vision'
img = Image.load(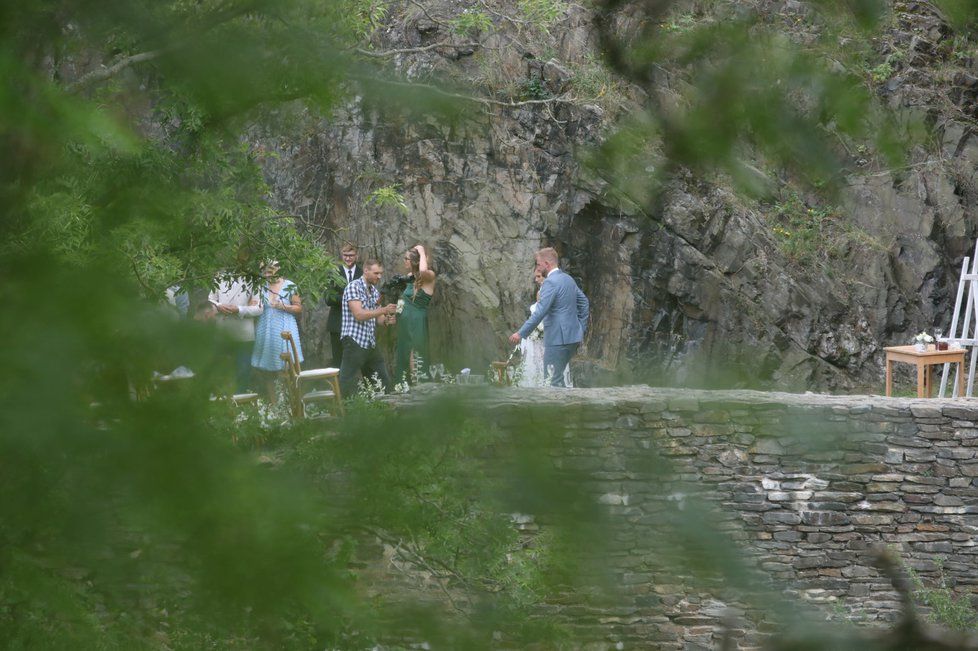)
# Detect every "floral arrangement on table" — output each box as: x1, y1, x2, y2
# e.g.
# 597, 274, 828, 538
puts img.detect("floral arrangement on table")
913, 332, 934, 344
